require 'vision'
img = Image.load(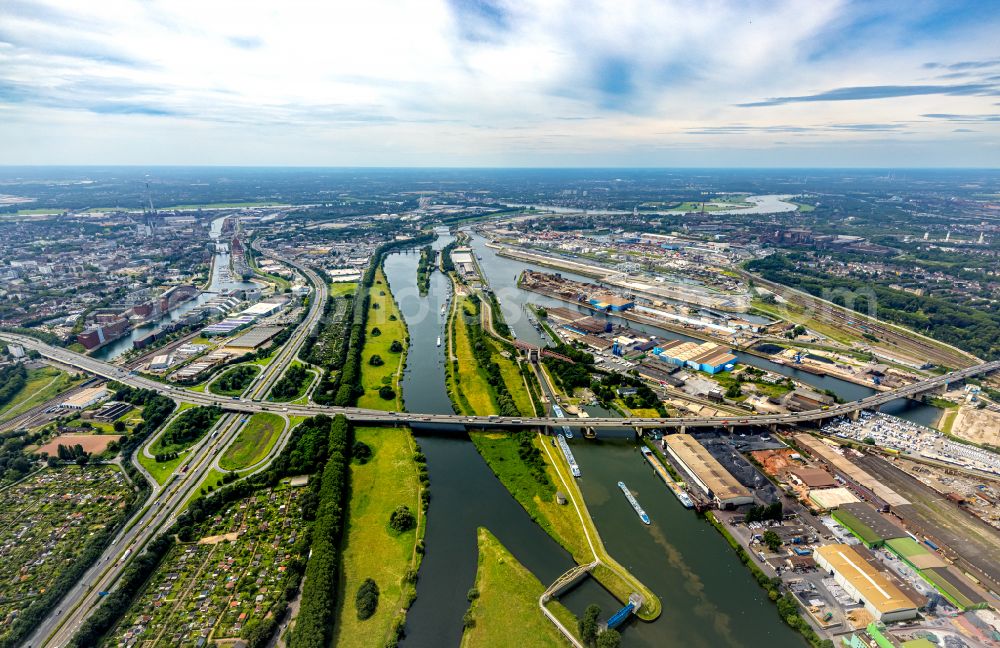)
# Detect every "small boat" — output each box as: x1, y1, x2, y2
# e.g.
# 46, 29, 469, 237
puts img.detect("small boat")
436, 336, 442, 346
441, 304, 447, 316
618, 481, 650, 524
